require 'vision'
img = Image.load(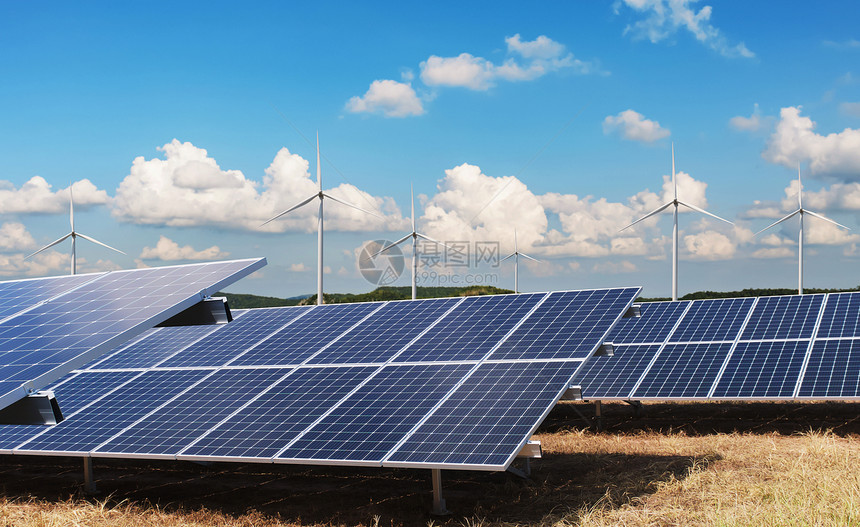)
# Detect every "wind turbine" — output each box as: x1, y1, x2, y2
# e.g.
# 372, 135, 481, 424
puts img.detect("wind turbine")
755, 164, 849, 295
26, 186, 125, 275
501, 230, 539, 293
262, 133, 379, 305
374, 185, 450, 300
620, 144, 733, 301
